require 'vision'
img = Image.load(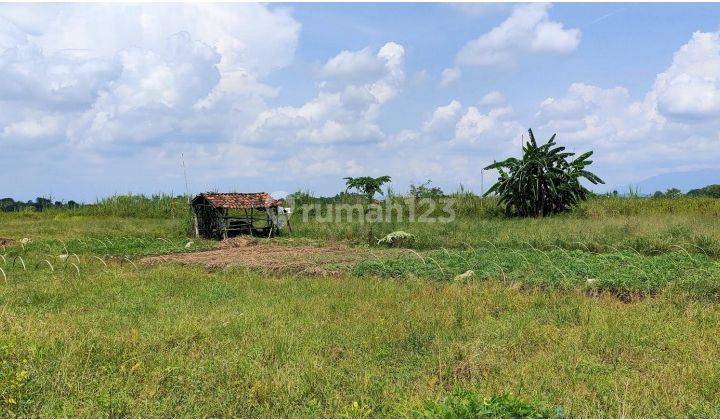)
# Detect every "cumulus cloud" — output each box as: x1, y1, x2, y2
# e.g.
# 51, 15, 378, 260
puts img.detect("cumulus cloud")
440, 67, 462, 86
456, 3, 580, 67
0, 3, 300, 152
536, 83, 652, 146
67, 32, 223, 149
247, 42, 405, 145
423, 100, 463, 133
391, 95, 522, 152
453, 106, 523, 149
650, 31, 720, 121
533, 76, 720, 185
320, 47, 388, 86
479, 91, 506, 107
